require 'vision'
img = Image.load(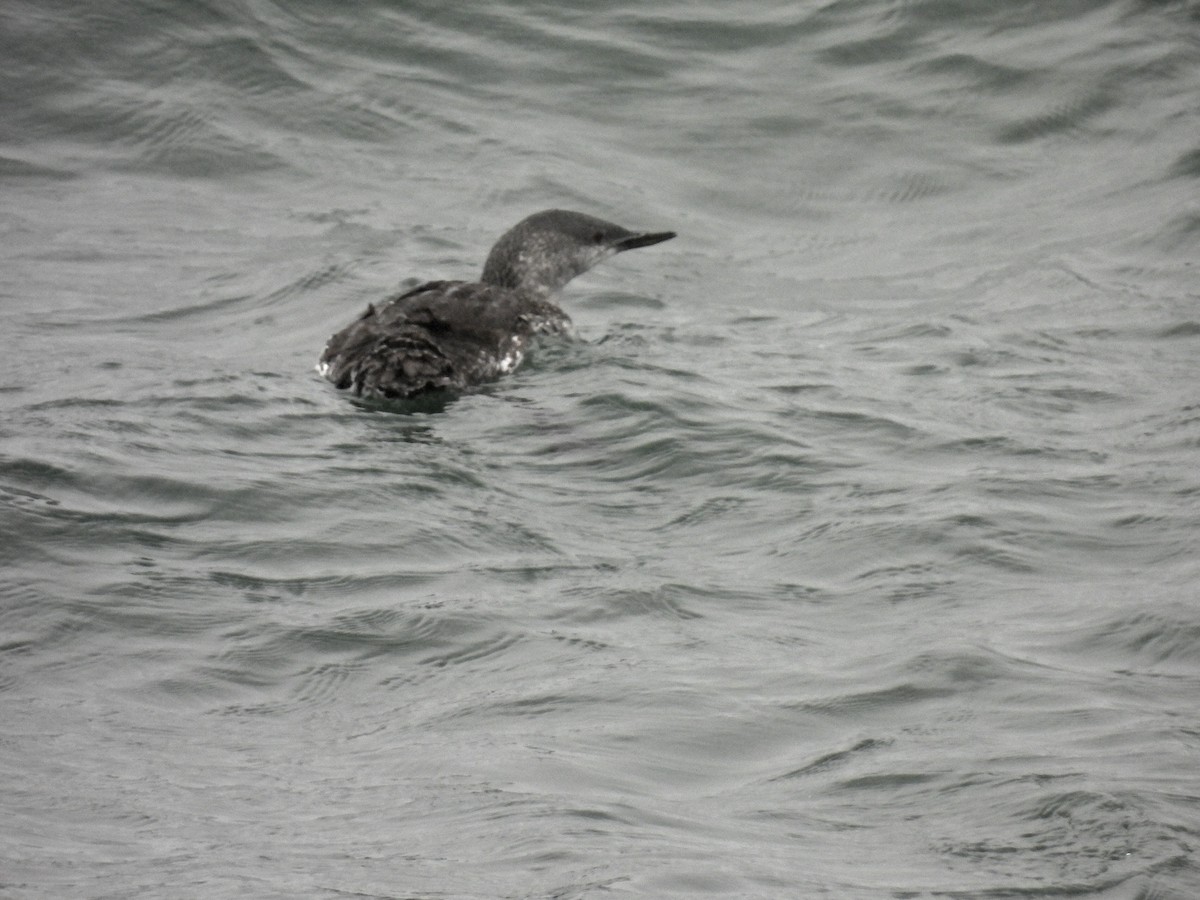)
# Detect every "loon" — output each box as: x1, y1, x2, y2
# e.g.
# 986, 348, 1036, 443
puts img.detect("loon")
318, 209, 675, 400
